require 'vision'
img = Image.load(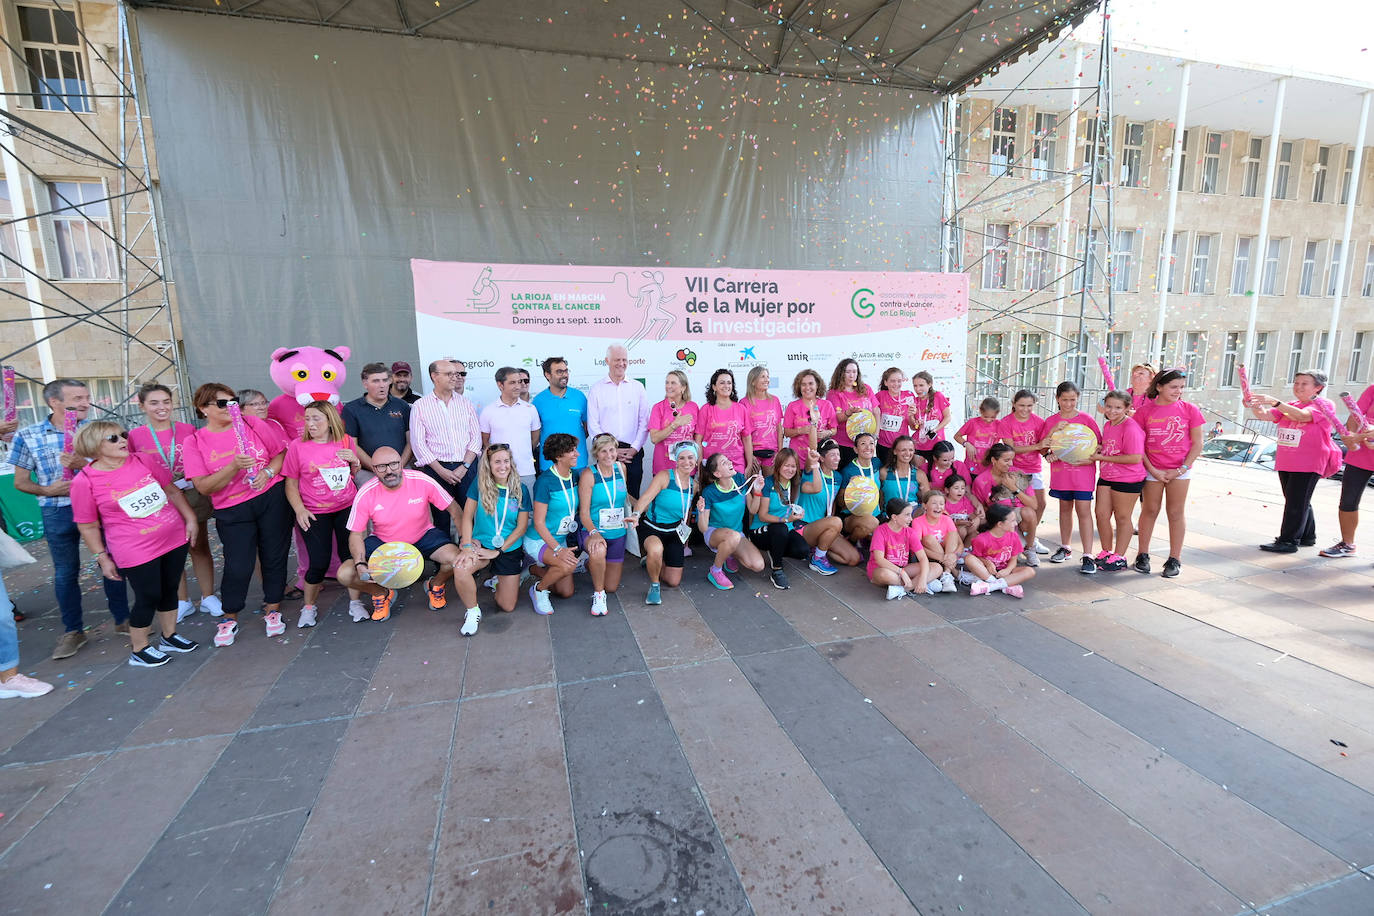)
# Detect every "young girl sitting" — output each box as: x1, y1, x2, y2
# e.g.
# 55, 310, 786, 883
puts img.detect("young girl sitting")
919, 440, 970, 494
797, 439, 862, 572
954, 397, 1002, 471
911, 490, 960, 594
966, 504, 1037, 598
867, 498, 932, 600
697, 453, 767, 589
942, 475, 980, 546
746, 447, 811, 590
